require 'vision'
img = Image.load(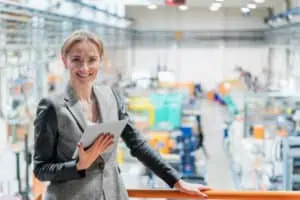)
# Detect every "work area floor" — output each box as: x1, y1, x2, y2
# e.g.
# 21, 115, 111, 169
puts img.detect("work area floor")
199, 99, 235, 190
